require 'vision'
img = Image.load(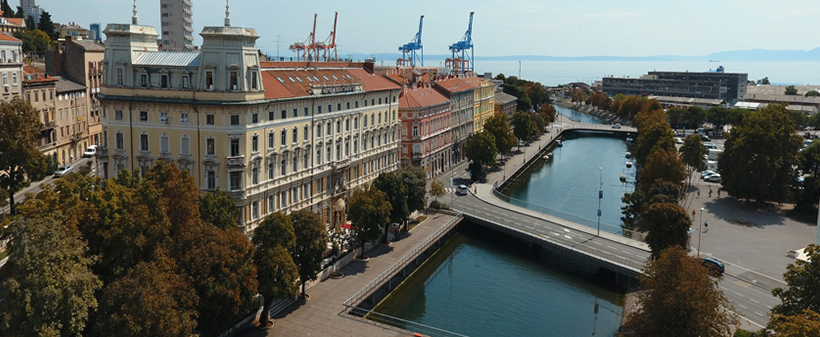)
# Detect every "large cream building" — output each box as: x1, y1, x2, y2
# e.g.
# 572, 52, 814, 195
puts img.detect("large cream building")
97, 11, 401, 231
